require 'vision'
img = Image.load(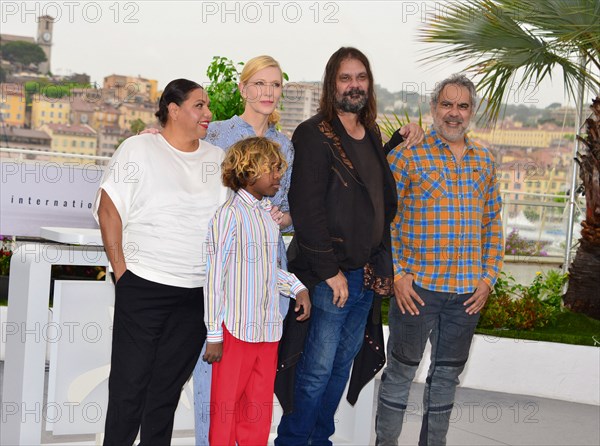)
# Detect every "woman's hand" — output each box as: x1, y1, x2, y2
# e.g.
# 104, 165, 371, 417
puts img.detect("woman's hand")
138, 127, 161, 135
270, 205, 292, 229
